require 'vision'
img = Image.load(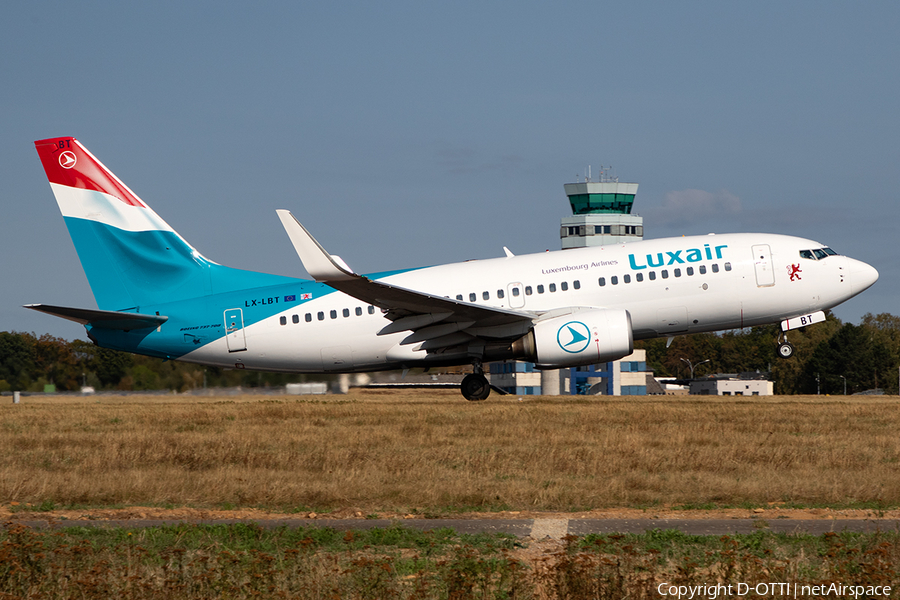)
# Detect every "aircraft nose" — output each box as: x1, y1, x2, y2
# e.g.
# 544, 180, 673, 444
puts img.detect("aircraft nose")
849, 259, 879, 295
